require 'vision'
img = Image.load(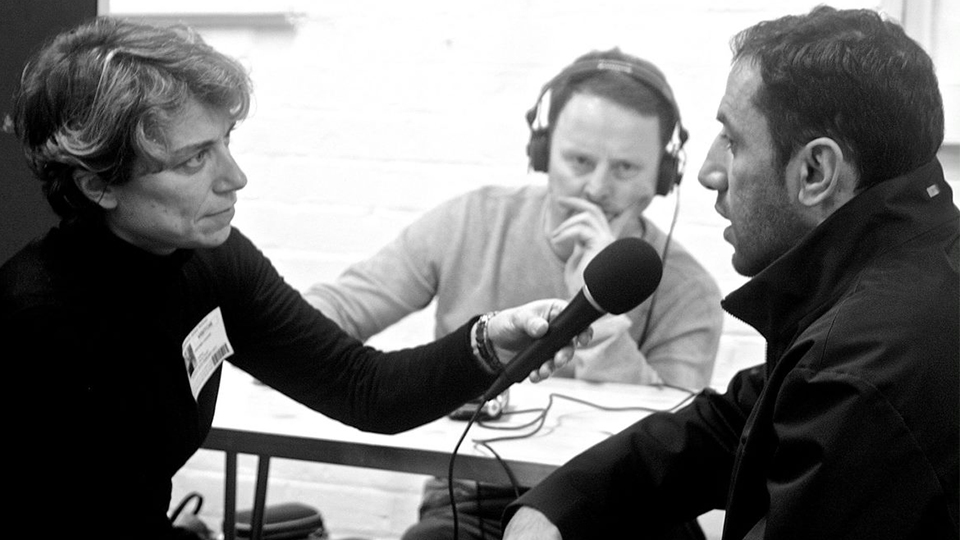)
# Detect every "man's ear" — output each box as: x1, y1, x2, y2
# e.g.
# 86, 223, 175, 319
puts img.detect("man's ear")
73, 170, 118, 209
795, 137, 854, 210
